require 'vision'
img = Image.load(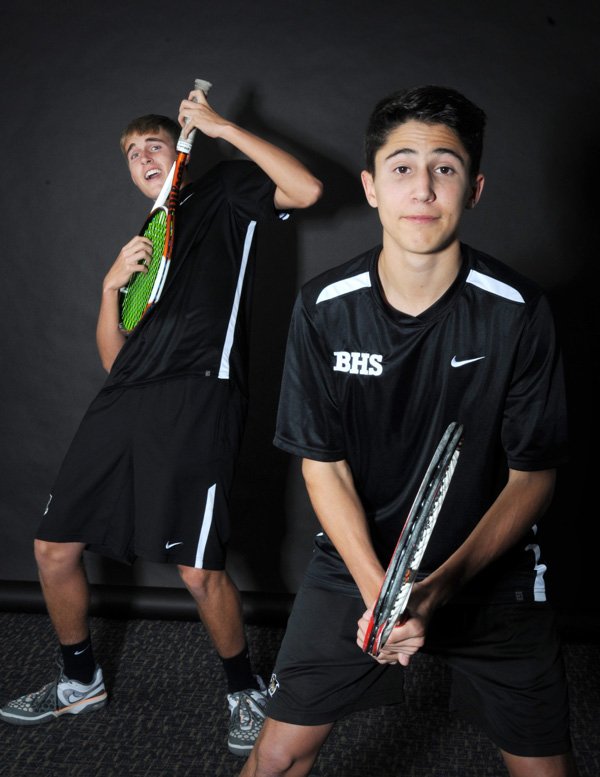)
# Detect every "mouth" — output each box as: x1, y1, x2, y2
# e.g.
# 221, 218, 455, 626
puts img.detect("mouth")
402, 215, 439, 224
144, 168, 162, 181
